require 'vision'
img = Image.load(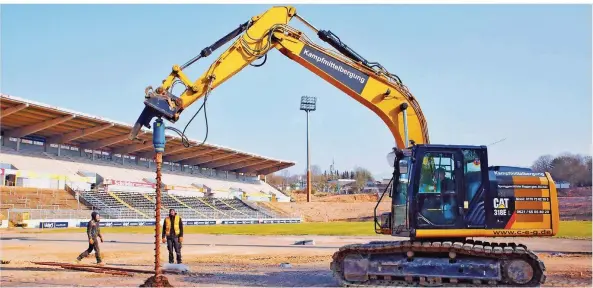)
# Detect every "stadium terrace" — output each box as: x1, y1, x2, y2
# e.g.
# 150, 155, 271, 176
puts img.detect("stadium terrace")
0, 94, 298, 228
